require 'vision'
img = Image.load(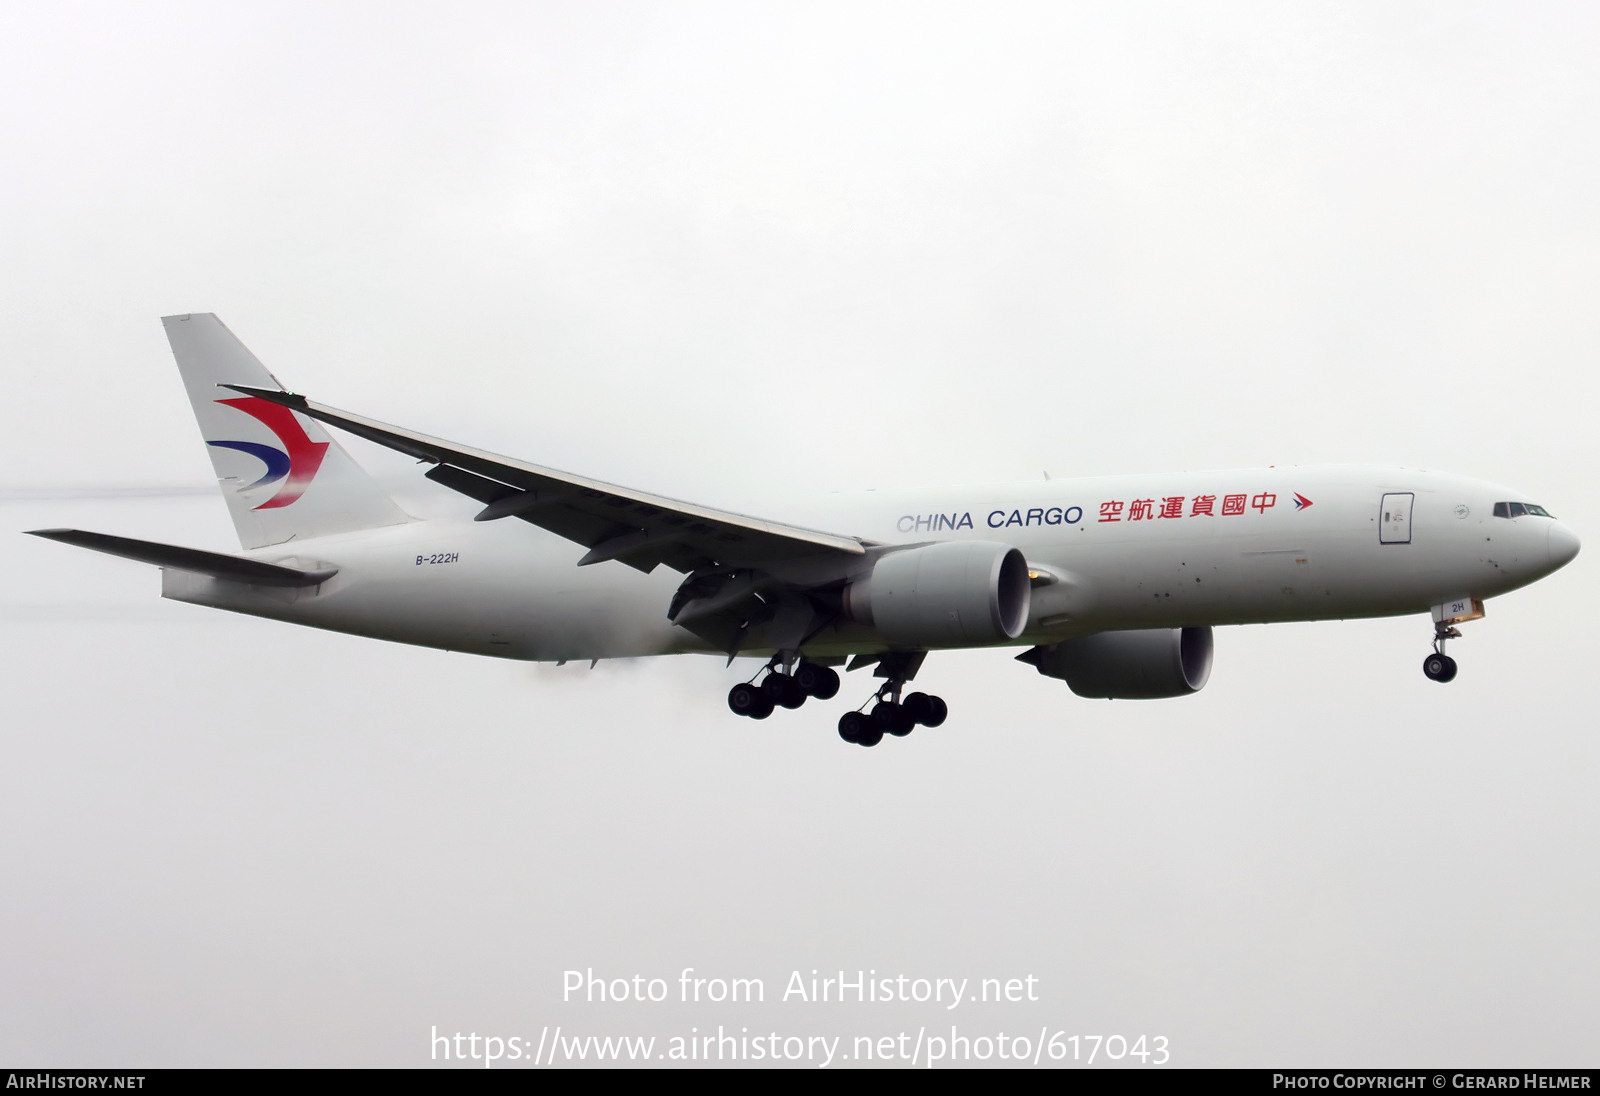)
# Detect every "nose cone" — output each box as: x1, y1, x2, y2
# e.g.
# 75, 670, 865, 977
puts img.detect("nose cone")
1548, 522, 1581, 570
